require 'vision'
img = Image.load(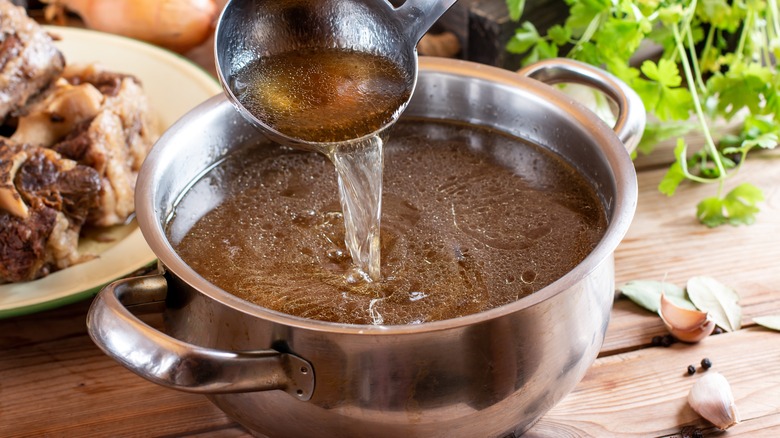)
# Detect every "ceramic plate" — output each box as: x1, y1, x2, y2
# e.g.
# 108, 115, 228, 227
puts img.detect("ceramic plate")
0, 26, 223, 318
